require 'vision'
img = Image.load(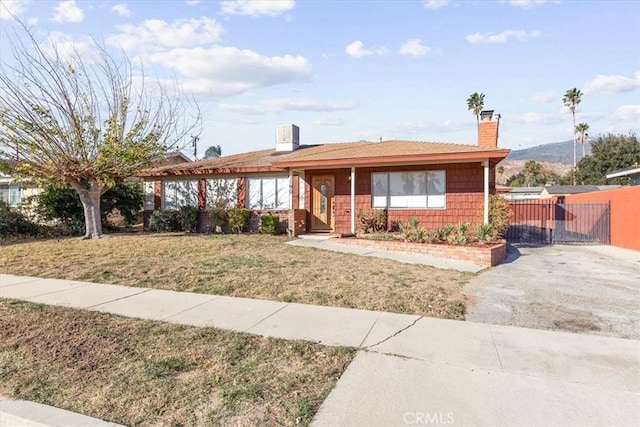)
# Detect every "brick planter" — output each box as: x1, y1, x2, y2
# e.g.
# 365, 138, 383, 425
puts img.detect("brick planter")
335, 237, 507, 268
